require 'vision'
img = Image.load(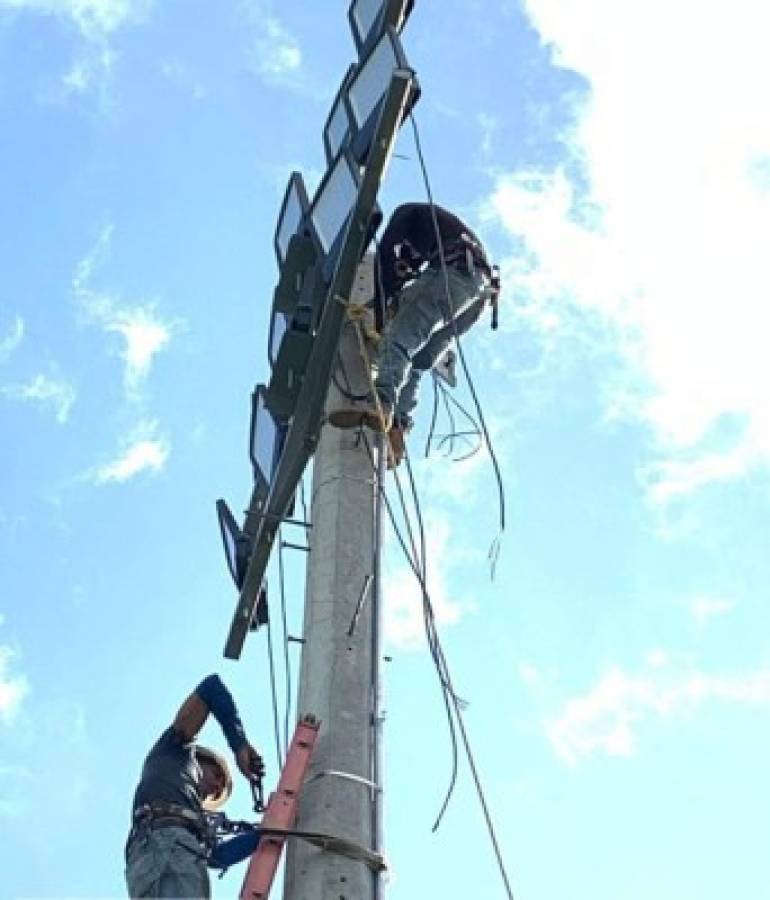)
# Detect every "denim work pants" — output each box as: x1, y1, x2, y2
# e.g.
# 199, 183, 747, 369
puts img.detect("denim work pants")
125, 825, 210, 899
375, 266, 488, 425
